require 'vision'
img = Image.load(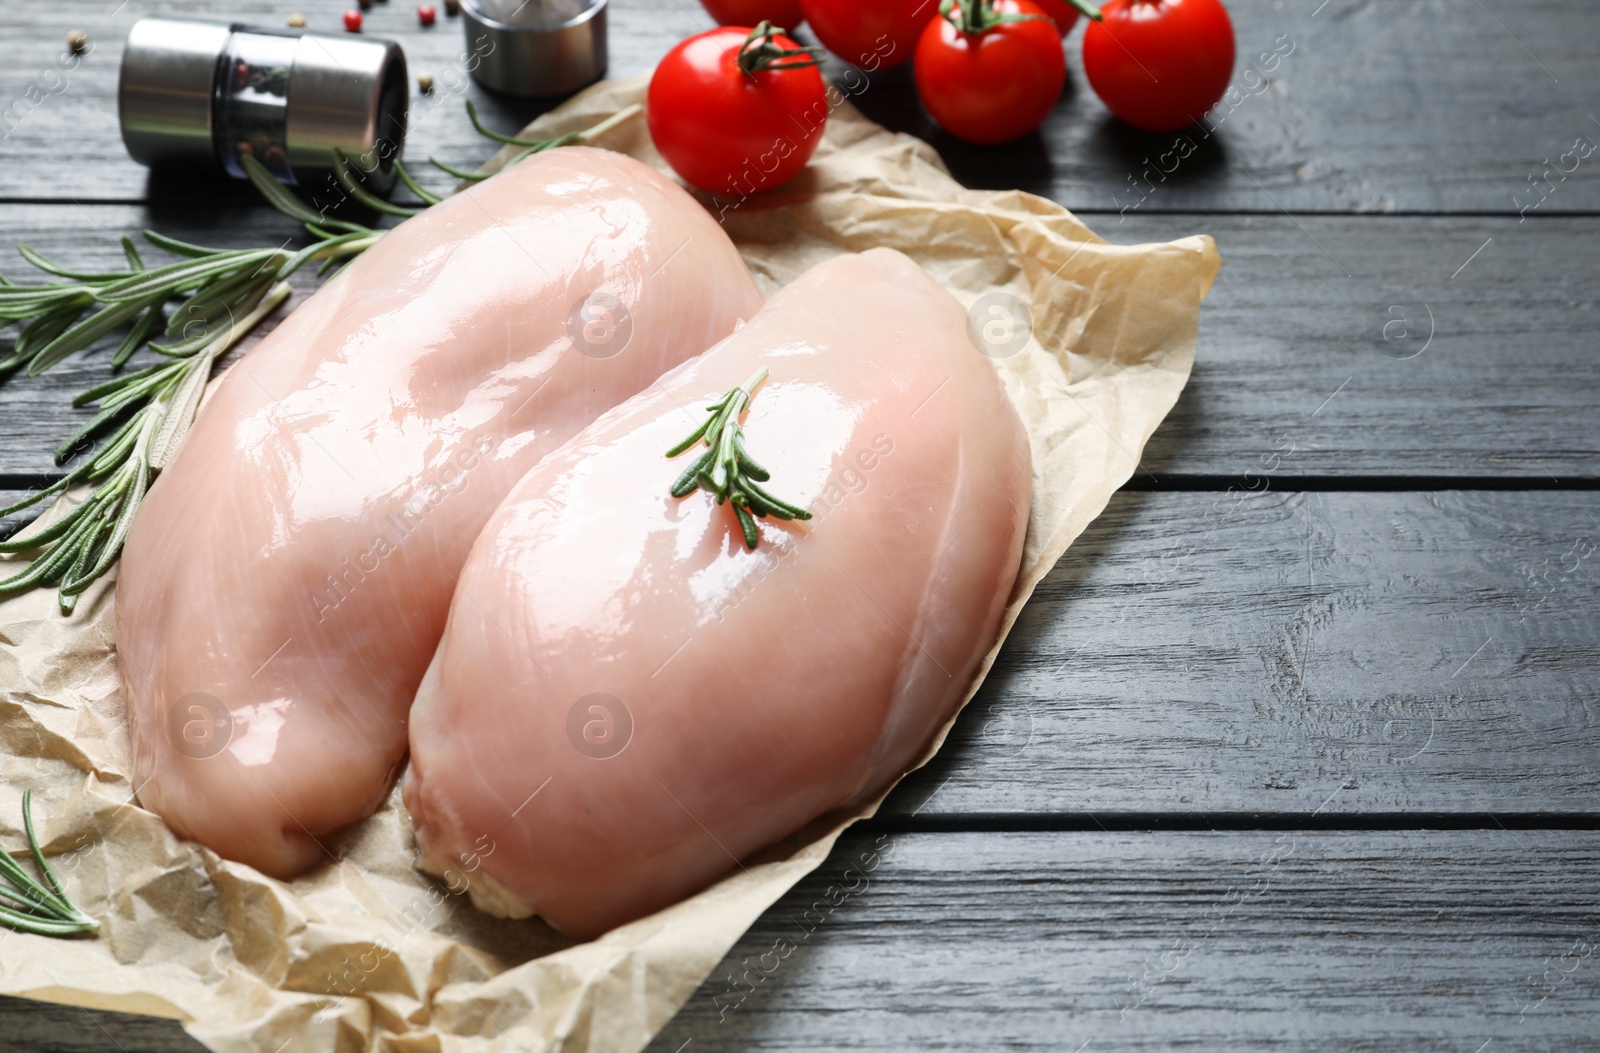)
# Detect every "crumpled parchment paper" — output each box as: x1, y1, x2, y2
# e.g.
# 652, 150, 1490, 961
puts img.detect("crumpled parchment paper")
0, 73, 1218, 1052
